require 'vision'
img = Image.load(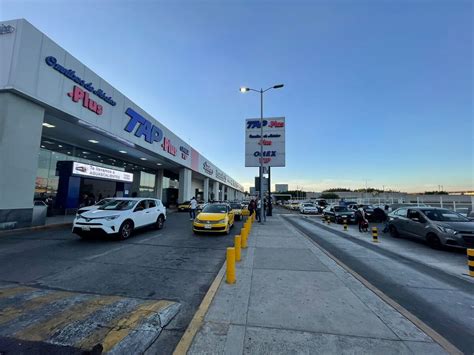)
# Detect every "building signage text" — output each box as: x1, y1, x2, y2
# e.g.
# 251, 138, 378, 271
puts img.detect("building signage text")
203, 162, 214, 175
124, 107, 163, 144
245, 117, 286, 167
216, 169, 226, 182
161, 137, 177, 156
45, 56, 116, 106
72, 162, 133, 183
68, 85, 103, 115
180, 146, 189, 160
